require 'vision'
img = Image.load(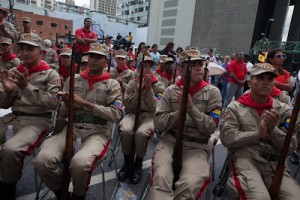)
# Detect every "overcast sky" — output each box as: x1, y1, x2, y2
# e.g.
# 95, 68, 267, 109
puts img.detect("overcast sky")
75, 0, 90, 7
